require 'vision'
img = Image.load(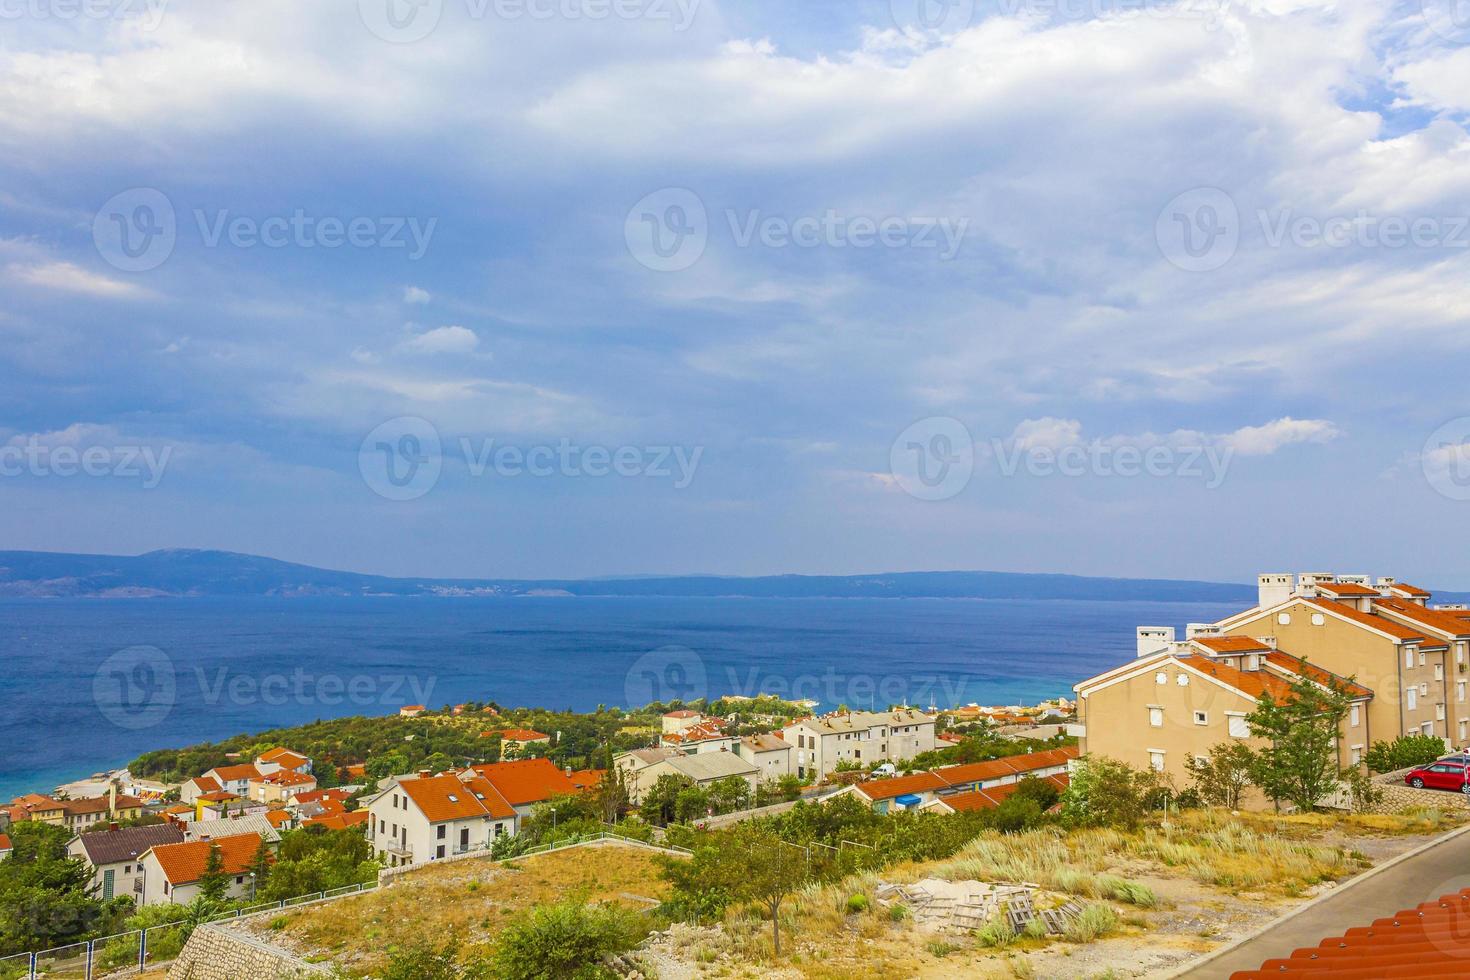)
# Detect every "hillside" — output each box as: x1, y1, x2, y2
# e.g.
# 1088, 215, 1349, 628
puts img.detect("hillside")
0, 548, 1265, 602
